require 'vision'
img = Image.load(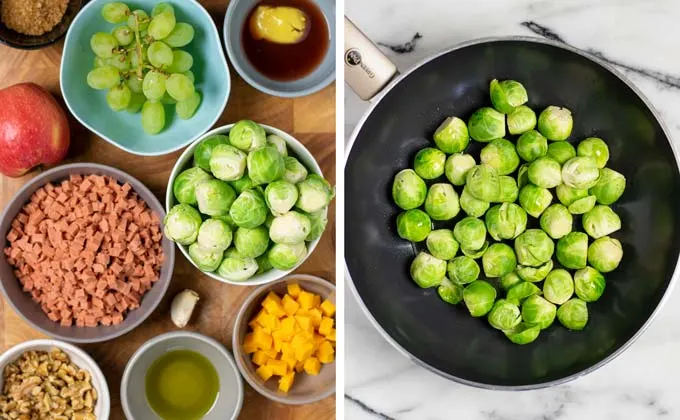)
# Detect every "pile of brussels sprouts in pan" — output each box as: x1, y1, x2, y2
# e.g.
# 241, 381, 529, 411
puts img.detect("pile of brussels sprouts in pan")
392, 79, 626, 344
164, 120, 334, 281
